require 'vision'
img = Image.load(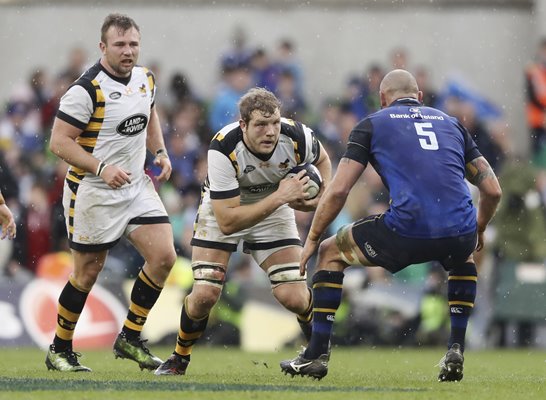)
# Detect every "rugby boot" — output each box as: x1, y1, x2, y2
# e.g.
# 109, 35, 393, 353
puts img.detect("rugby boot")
280, 350, 329, 380
113, 332, 162, 371
45, 344, 91, 372
438, 343, 464, 382
154, 353, 190, 376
